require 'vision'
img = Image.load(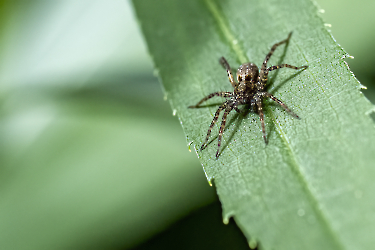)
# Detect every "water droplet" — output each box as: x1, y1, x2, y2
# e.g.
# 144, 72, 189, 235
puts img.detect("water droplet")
232, 39, 238, 45
318, 9, 325, 13
324, 23, 332, 27
223, 217, 229, 224
172, 109, 177, 116
298, 208, 305, 216
188, 141, 193, 152
163, 93, 168, 101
